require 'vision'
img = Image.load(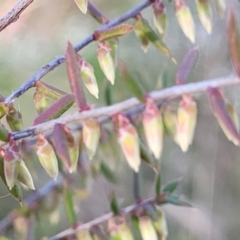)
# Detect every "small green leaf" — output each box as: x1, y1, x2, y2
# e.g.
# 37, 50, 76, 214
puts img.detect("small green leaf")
64, 187, 77, 226
119, 62, 145, 102
100, 161, 117, 183
162, 178, 181, 194
109, 191, 119, 215
163, 195, 192, 207
74, 0, 88, 14
133, 172, 141, 201
137, 15, 175, 62
94, 24, 133, 41
35, 81, 67, 101
155, 172, 161, 196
